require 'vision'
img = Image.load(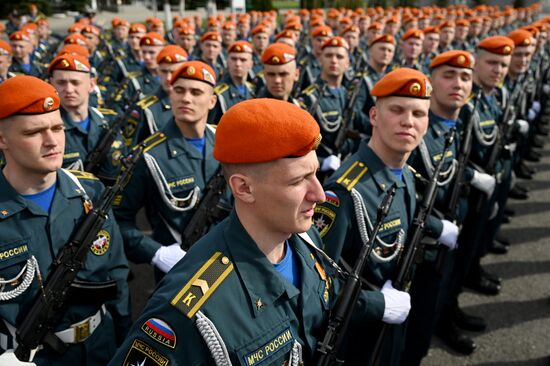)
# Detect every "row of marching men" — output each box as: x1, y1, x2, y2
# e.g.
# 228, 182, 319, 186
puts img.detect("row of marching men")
0, 3, 549, 365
